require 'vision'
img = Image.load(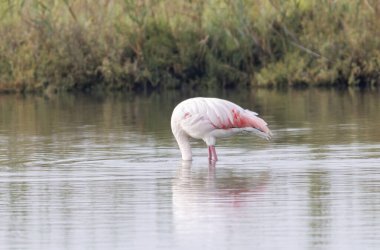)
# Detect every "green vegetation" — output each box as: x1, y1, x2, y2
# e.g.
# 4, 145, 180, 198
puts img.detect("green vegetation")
0, 0, 379, 93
